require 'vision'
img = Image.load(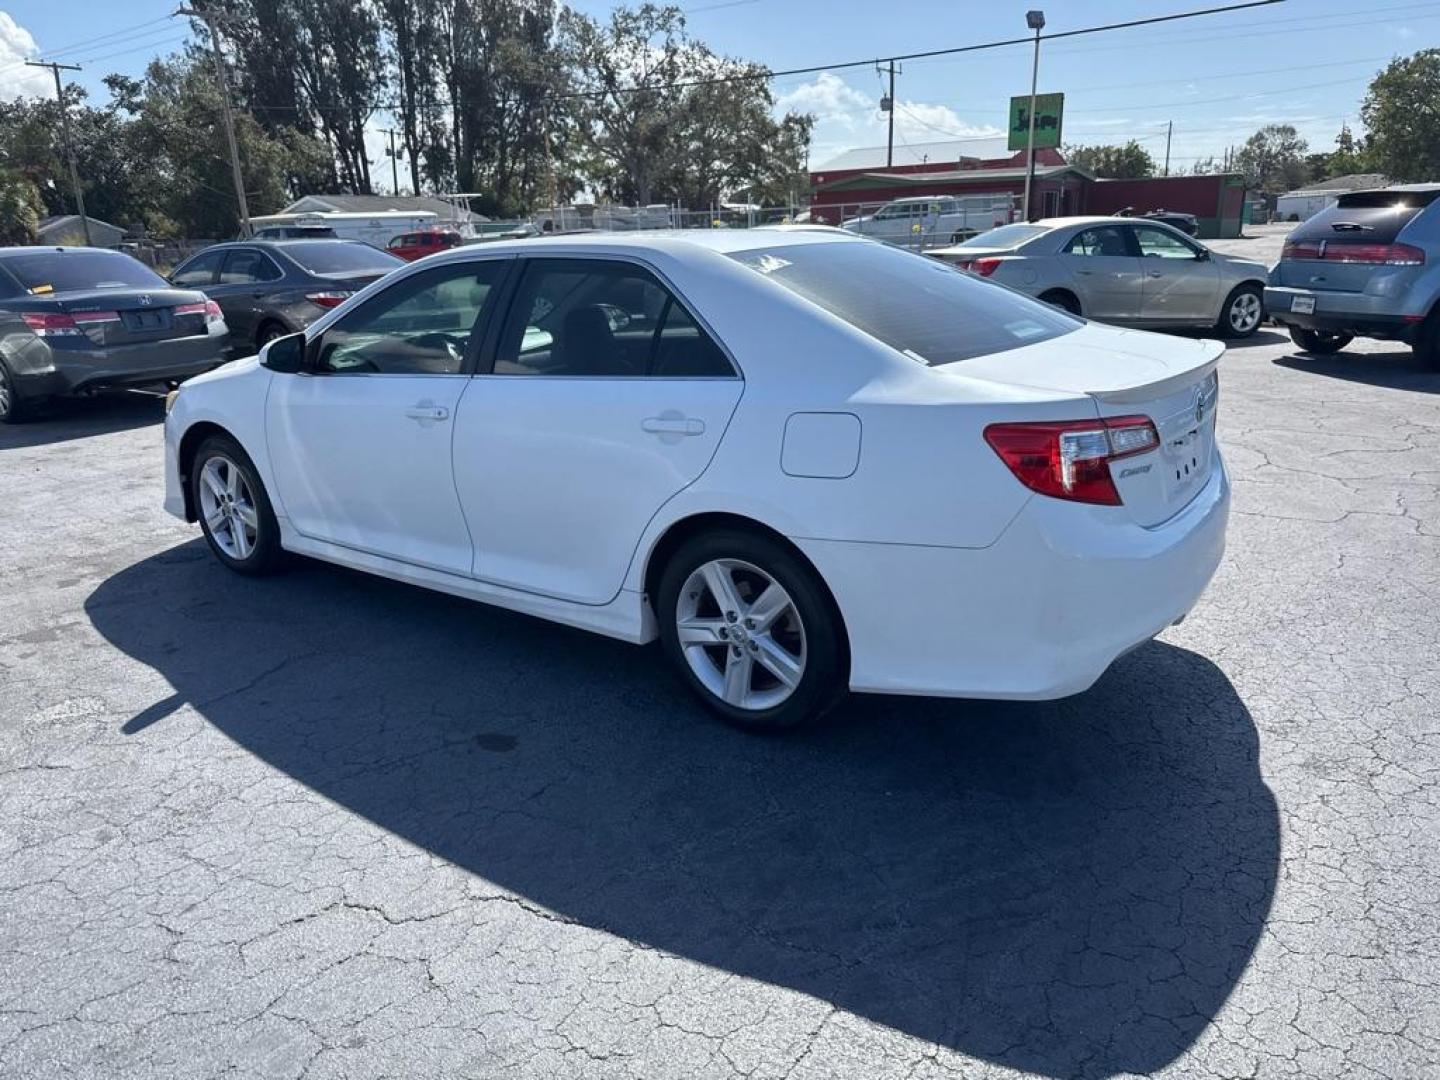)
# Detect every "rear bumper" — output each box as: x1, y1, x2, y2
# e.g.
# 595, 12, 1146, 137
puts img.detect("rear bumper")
798, 452, 1230, 700
1265, 285, 1424, 341
8, 325, 231, 399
